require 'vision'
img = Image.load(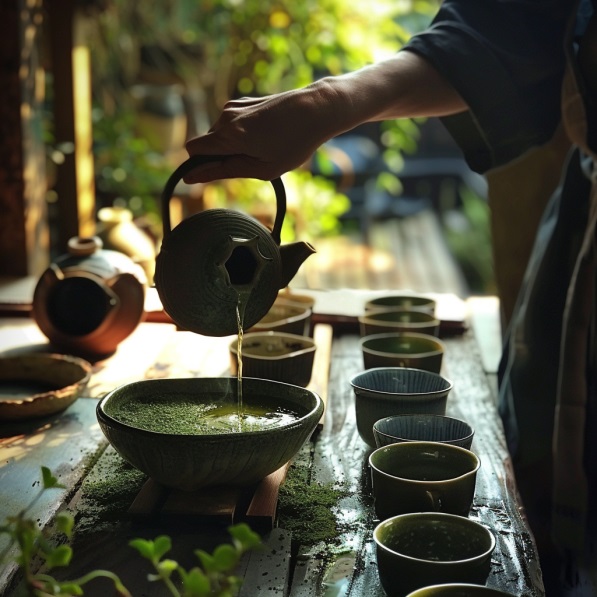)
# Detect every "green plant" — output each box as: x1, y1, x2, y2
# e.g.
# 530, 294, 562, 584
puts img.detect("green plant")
130, 525, 260, 597
0, 467, 261, 597
443, 186, 495, 294
85, 0, 438, 236
0, 467, 130, 596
